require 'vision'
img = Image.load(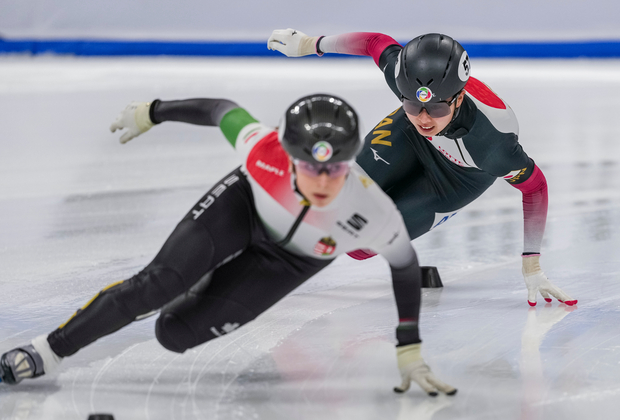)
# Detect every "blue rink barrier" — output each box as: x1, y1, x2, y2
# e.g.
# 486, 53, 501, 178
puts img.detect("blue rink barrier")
1, 39, 620, 58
